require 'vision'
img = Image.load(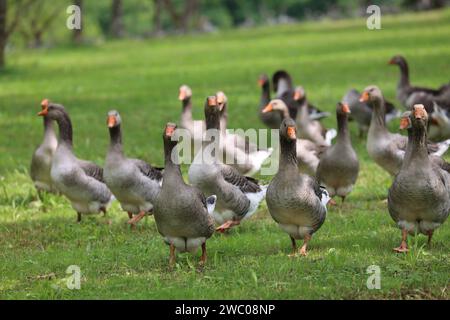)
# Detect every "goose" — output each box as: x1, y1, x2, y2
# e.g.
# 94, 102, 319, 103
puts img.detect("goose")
188, 96, 266, 232
104, 110, 163, 227
342, 88, 400, 137
292, 86, 330, 121
293, 95, 337, 147
388, 105, 450, 252
360, 85, 450, 176
153, 123, 216, 266
258, 74, 281, 129
38, 100, 113, 222
30, 99, 58, 195
261, 99, 325, 175
429, 103, 450, 141
266, 118, 330, 256
316, 102, 359, 203
388, 55, 450, 108
179, 84, 205, 147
